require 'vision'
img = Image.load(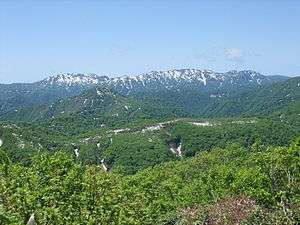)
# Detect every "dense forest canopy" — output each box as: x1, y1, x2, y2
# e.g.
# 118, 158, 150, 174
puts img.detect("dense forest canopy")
0, 139, 299, 224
